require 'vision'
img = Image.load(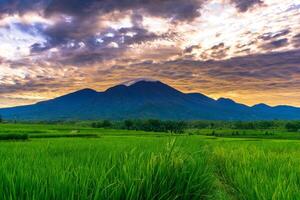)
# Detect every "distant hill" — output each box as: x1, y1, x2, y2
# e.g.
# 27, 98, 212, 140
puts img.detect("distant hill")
1, 80, 300, 120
